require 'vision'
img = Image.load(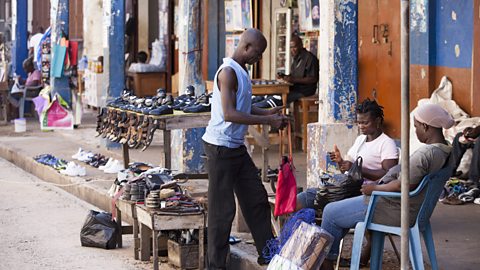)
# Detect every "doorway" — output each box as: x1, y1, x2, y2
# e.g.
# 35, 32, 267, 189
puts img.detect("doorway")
358, 0, 401, 139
